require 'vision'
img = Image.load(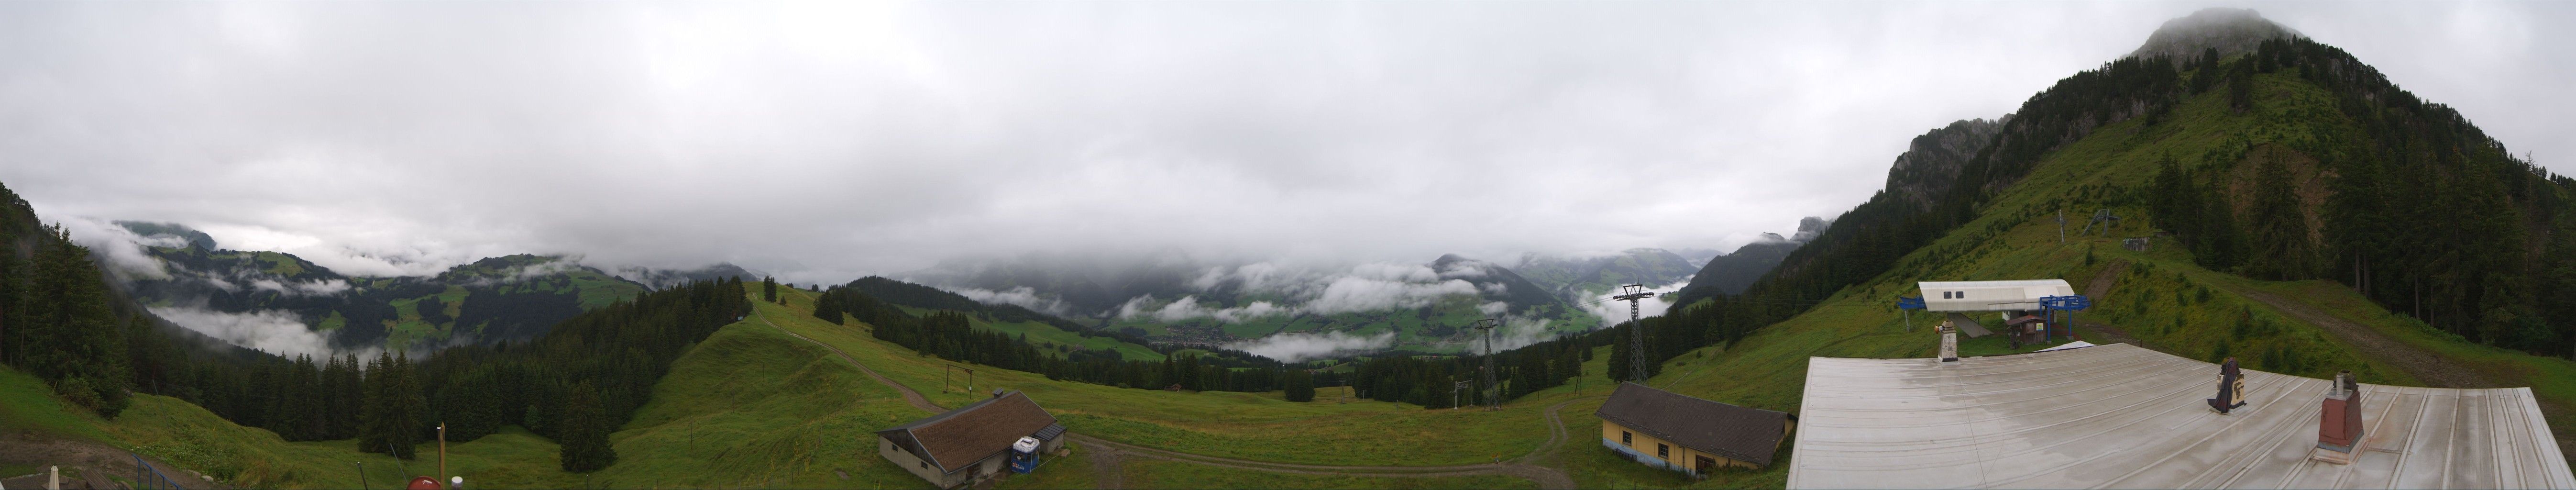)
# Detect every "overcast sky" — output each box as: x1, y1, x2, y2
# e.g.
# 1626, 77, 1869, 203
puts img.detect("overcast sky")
4, 2, 2569, 284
